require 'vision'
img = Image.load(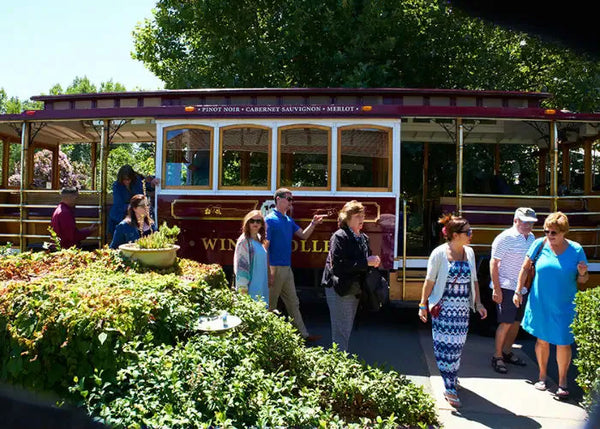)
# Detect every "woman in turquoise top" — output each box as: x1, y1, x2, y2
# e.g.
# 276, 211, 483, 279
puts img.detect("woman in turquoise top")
514, 212, 588, 400
233, 210, 269, 305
